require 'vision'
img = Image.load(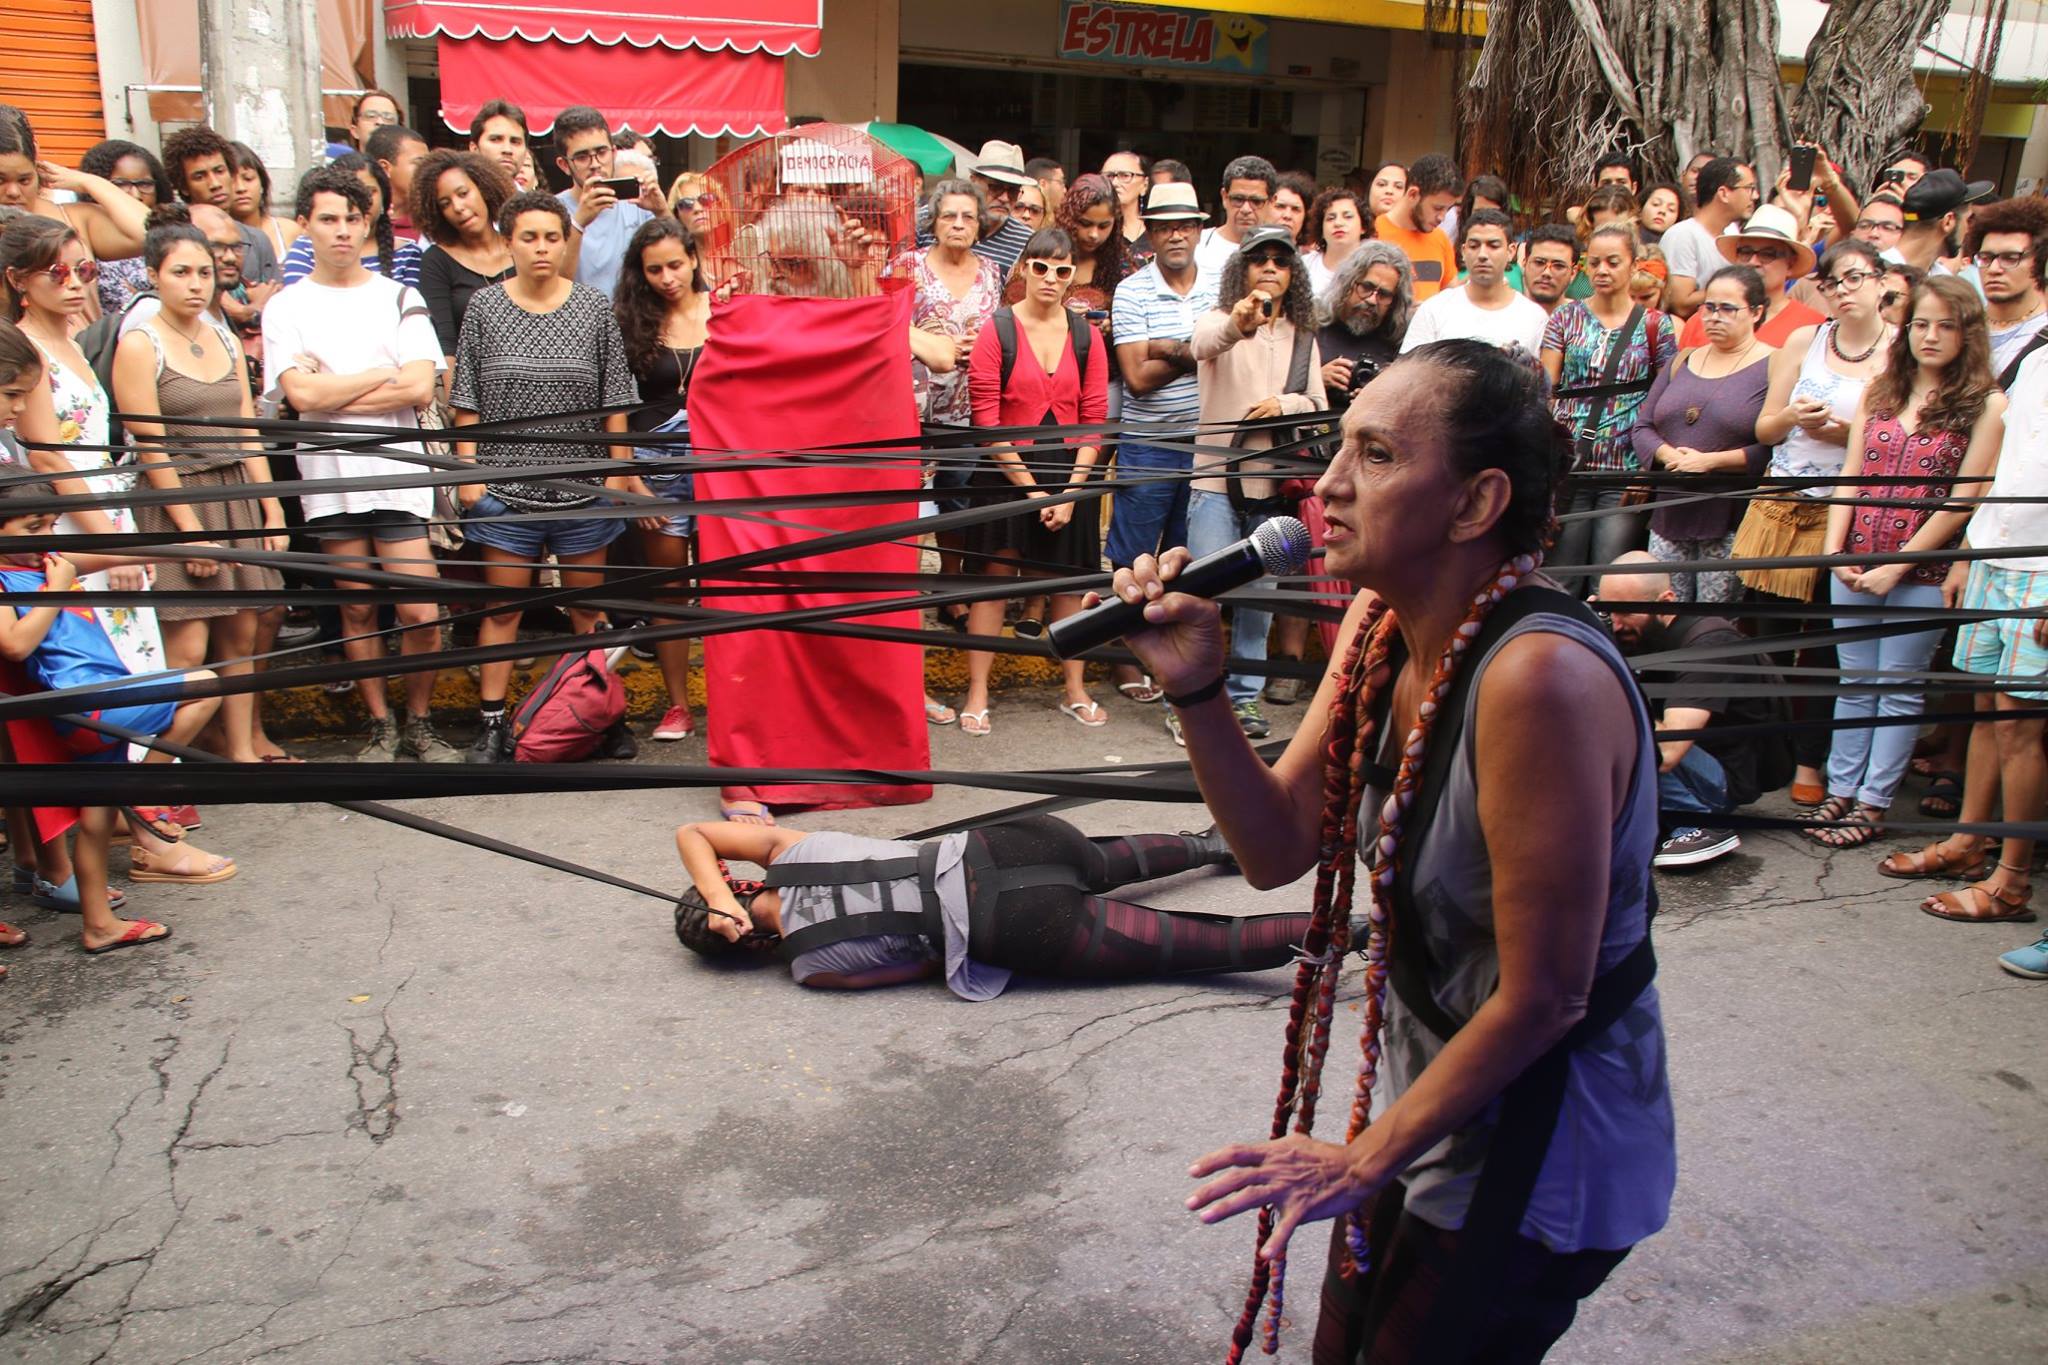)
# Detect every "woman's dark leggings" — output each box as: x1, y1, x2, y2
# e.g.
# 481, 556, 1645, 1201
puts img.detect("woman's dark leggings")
965, 815, 1310, 978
